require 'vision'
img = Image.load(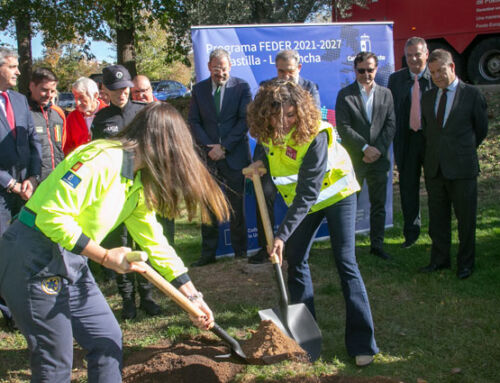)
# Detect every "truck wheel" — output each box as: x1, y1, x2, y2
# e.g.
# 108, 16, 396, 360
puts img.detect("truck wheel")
467, 37, 500, 84
428, 41, 465, 80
